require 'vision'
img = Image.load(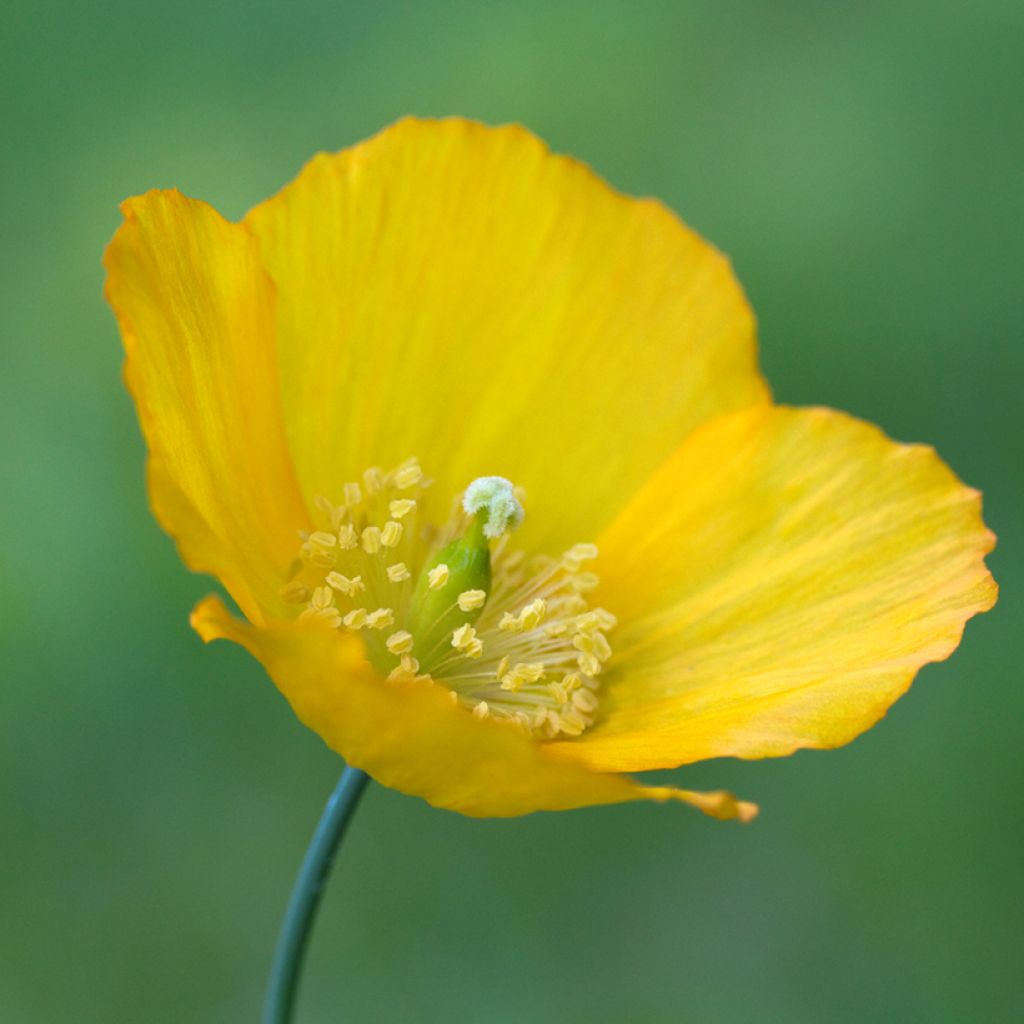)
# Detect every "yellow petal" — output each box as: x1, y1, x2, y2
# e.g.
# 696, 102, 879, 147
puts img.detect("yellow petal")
244, 117, 768, 551
191, 595, 756, 821
105, 191, 309, 622
546, 406, 997, 772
